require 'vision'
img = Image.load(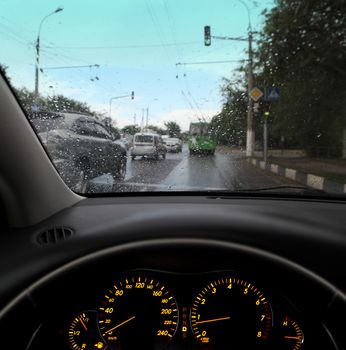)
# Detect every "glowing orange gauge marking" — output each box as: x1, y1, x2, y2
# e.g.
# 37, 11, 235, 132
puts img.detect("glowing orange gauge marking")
79, 317, 88, 331
196, 316, 231, 325
103, 315, 136, 335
